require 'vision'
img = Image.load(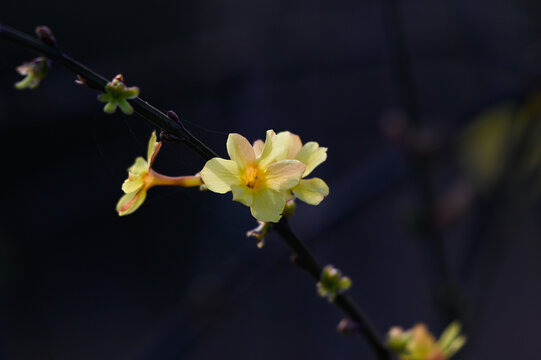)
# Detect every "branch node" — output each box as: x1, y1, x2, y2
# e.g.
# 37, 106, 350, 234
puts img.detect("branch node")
337, 318, 361, 335
167, 110, 186, 129
289, 253, 312, 274
159, 130, 182, 142
75, 75, 102, 91
35, 25, 58, 49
